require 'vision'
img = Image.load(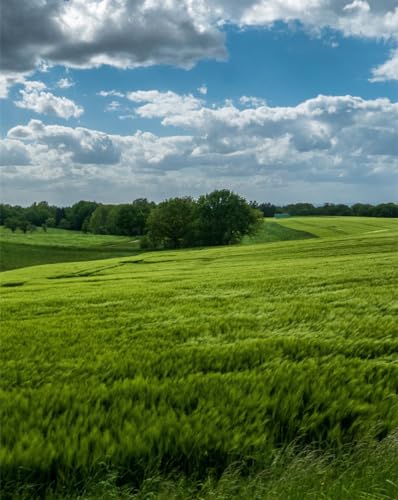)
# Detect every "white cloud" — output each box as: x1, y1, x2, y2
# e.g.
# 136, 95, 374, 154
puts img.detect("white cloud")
0, 139, 31, 166
219, 1, 398, 40
198, 84, 208, 95
4, 93, 397, 204
14, 81, 84, 119
1, 0, 397, 92
1, 0, 225, 74
127, 90, 203, 119
0, 72, 30, 99
370, 49, 398, 81
105, 100, 122, 112
7, 119, 193, 168
240, 95, 267, 107
97, 90, 125, 98
343, 1, 371, 13
57, 77, 74, 89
